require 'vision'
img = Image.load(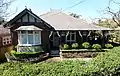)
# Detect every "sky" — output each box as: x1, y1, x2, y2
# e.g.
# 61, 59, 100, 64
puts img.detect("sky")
8, 0, 120, 21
